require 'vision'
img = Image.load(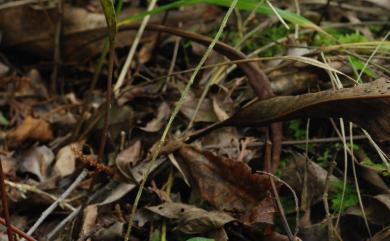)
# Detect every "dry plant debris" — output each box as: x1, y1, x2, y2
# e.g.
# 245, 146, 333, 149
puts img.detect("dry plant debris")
0, 1, 389, 241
